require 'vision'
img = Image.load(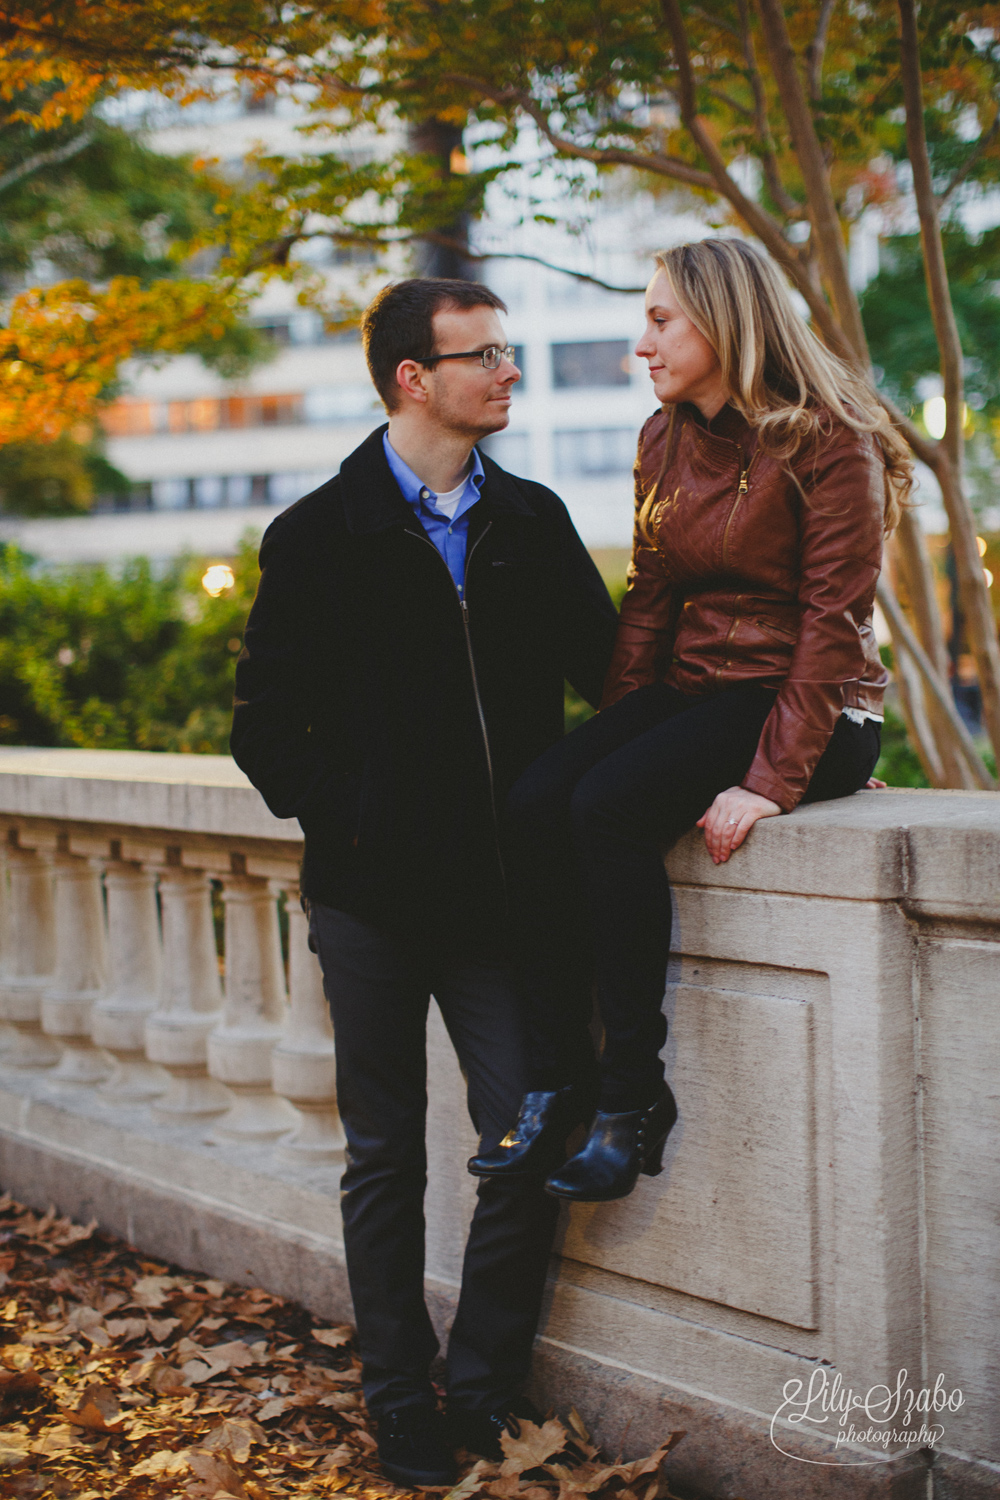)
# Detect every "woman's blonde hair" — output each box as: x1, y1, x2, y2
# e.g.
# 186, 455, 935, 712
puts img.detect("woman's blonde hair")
652, 238, 912, 531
